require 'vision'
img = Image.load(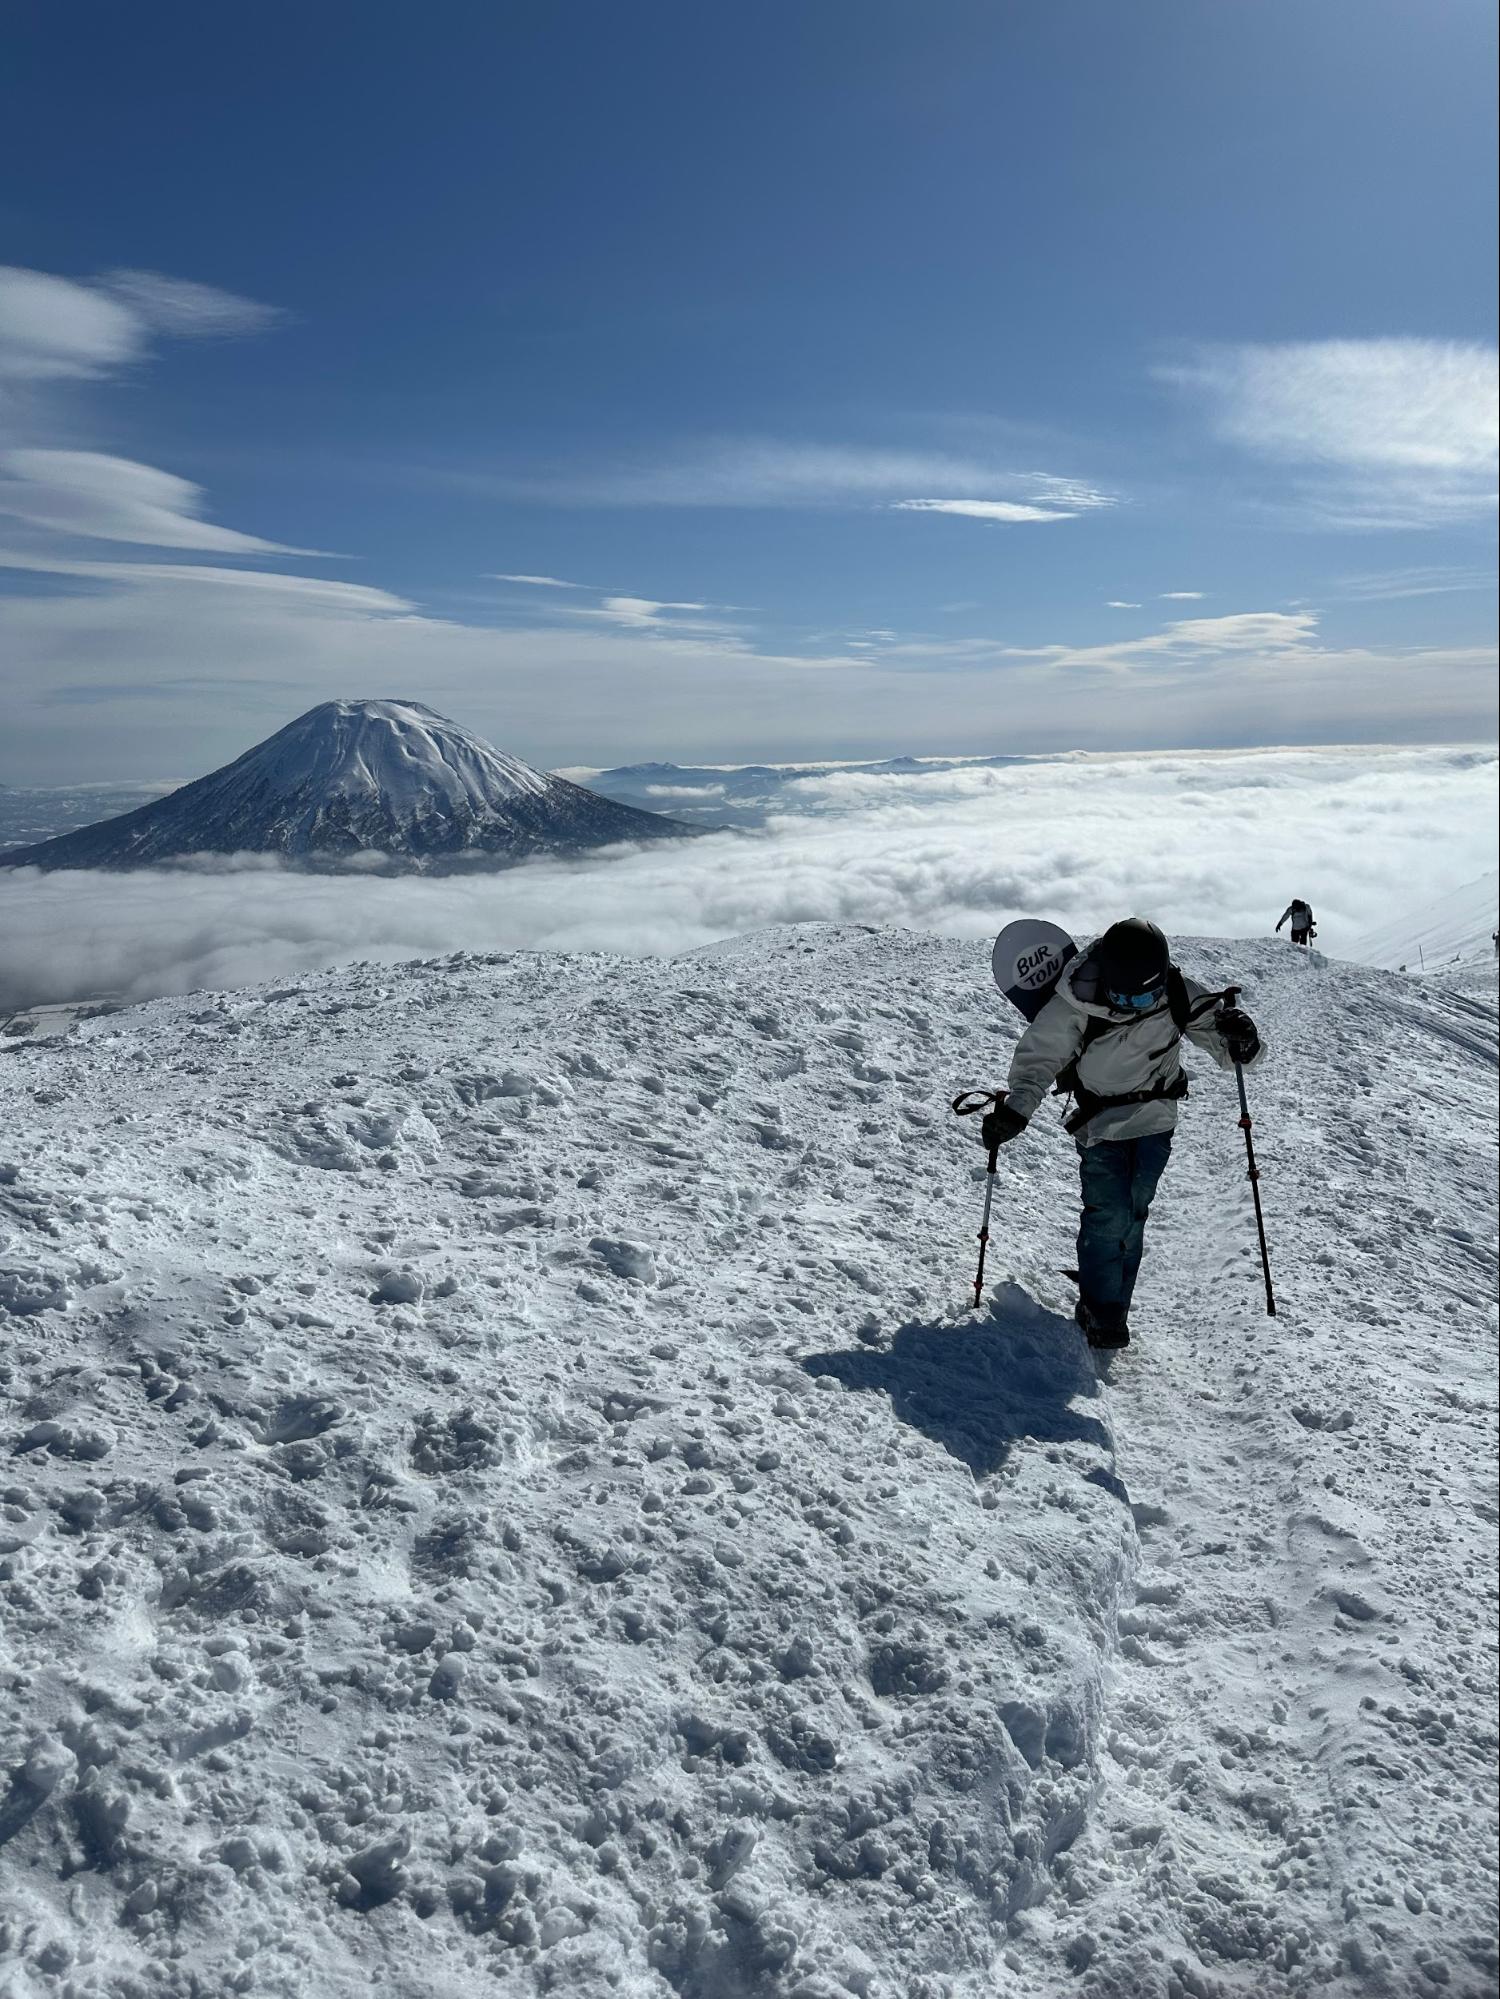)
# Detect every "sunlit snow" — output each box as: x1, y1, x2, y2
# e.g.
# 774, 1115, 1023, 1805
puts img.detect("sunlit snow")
0, 925, 1494, 1996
